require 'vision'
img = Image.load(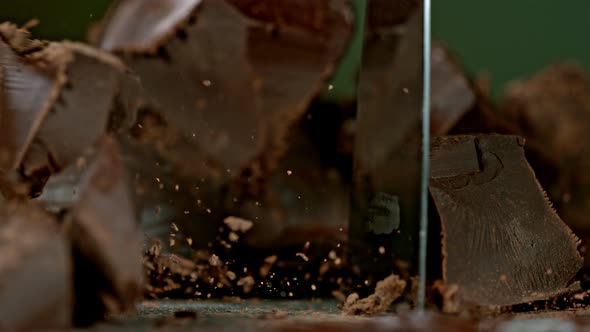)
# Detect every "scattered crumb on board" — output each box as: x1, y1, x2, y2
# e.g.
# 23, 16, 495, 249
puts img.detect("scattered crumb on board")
343, 274, 406, 316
